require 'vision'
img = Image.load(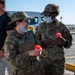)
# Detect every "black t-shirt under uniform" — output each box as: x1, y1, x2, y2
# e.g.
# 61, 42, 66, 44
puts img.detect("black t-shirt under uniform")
0, 12, 13, 50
